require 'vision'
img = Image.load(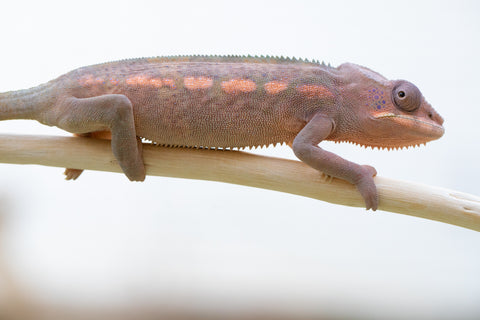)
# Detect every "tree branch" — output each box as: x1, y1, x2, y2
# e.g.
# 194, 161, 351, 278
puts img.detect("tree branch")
0, 134, 478, 232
